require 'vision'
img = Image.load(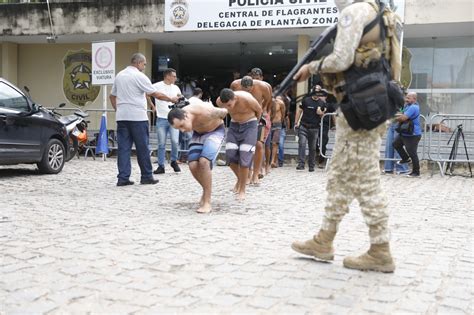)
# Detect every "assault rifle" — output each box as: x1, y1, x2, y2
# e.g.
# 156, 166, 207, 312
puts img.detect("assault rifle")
273, 25, 337, 97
